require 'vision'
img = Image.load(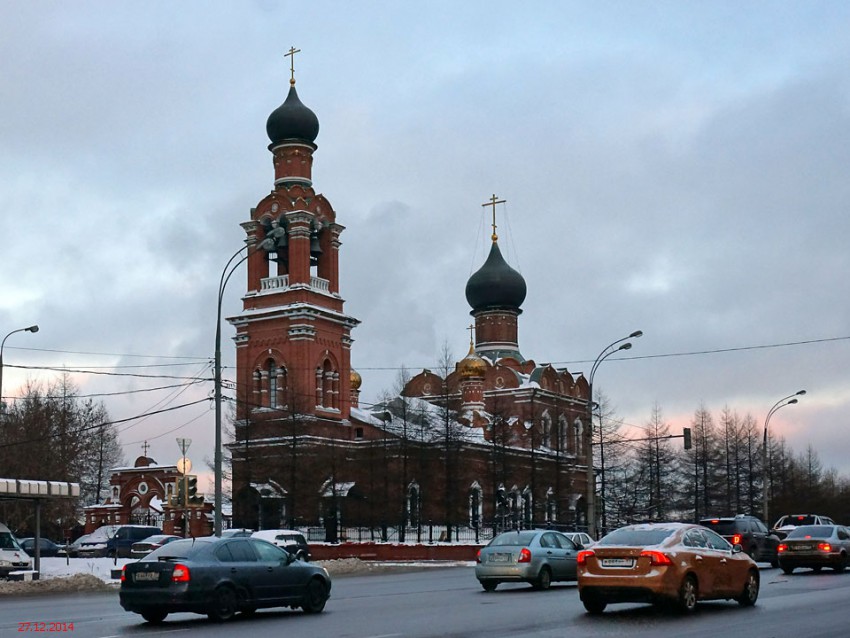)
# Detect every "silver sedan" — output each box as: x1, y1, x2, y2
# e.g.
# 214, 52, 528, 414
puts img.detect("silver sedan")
475, 529, 580, 591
